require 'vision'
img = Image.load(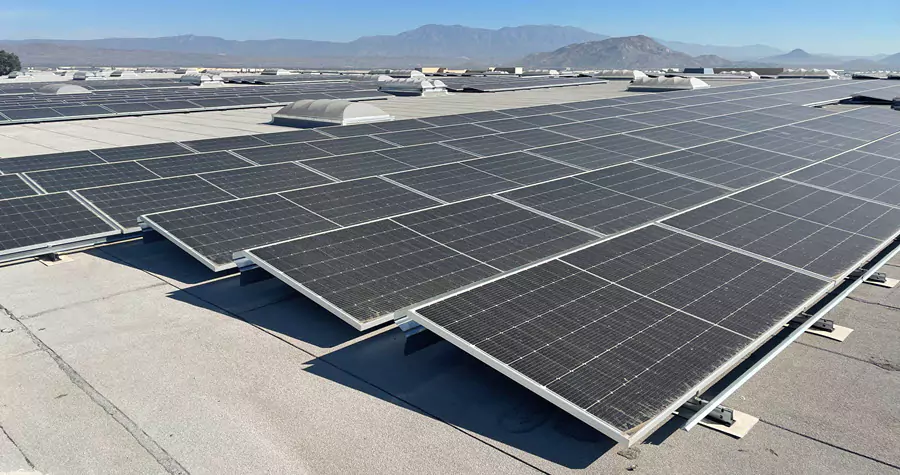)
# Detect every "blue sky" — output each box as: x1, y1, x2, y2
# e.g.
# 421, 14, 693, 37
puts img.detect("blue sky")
2, 0, 898, 56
